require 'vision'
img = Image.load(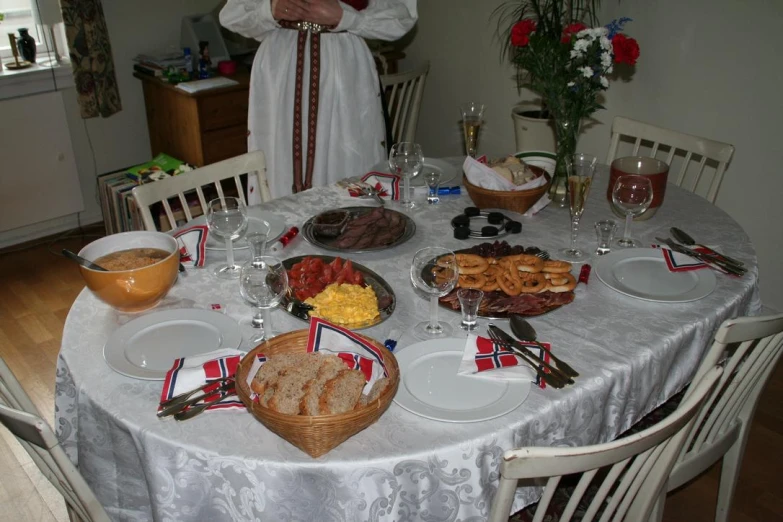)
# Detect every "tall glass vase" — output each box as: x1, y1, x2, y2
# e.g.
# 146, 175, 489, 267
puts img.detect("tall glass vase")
549, 117, 581, 207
